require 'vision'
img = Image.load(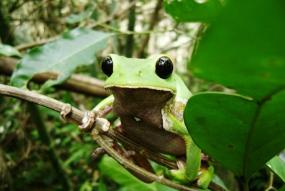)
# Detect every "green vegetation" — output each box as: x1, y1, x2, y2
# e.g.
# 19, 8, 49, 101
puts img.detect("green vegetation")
0, 0, 284, 190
